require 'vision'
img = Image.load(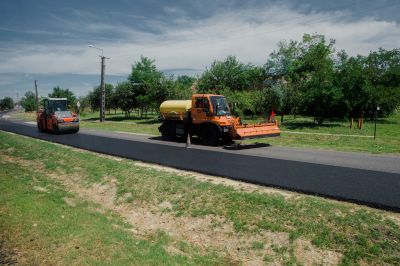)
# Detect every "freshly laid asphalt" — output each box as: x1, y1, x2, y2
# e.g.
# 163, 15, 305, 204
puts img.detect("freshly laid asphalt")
0, 118, 399, 211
